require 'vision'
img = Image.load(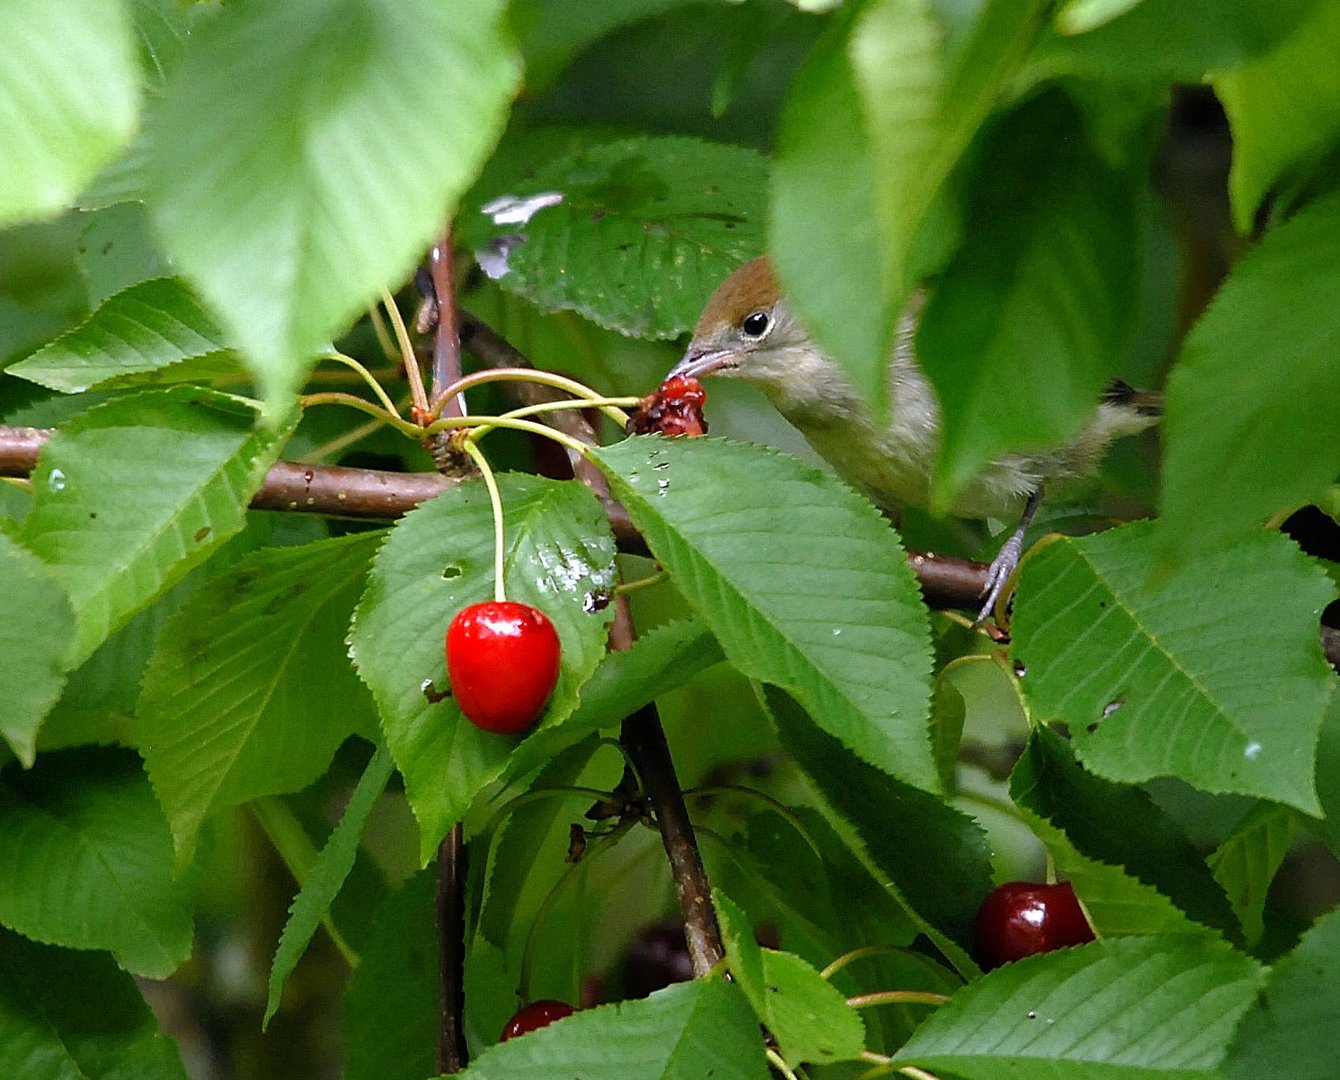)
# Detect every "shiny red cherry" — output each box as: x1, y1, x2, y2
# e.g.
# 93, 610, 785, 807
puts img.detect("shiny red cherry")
500, 999, 576, 1041
975, 881, 1095, 970
445, 601, 560, 734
